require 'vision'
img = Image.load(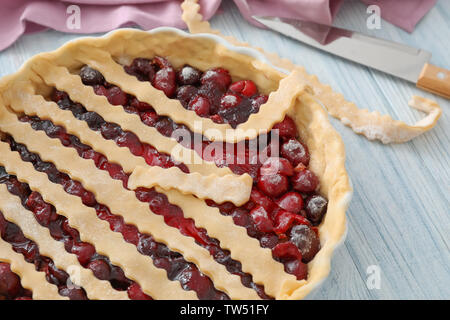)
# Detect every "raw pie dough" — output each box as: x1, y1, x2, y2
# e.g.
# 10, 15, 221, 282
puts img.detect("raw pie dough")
0, 24, 352, 299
